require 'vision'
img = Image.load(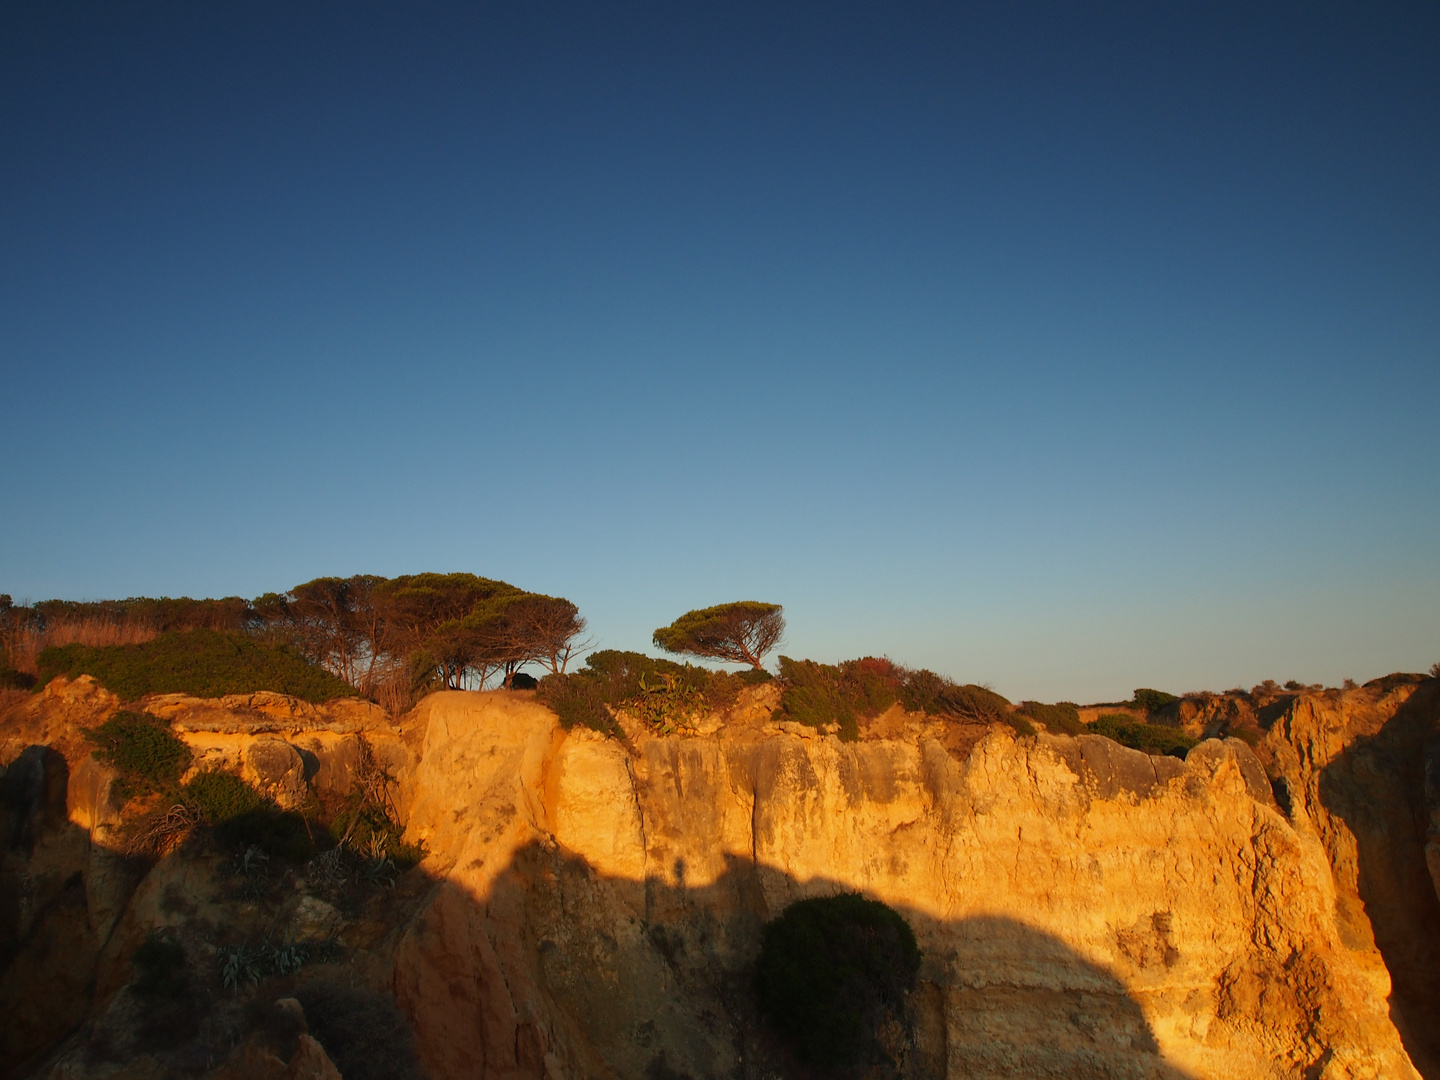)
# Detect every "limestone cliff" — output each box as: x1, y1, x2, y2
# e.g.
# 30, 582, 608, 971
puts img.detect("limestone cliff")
3, 676, 1437, 1080
392, 690, 1423, 1080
